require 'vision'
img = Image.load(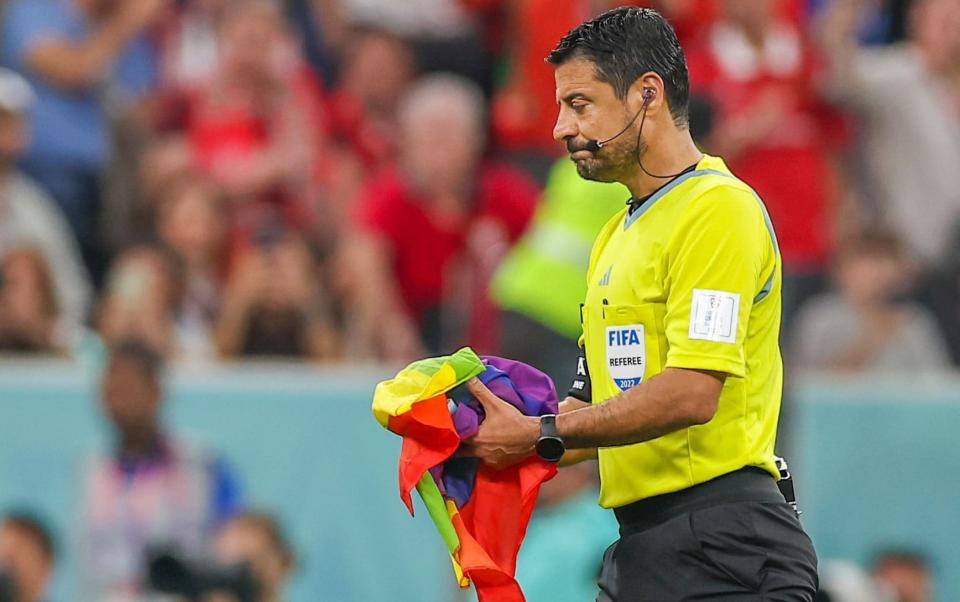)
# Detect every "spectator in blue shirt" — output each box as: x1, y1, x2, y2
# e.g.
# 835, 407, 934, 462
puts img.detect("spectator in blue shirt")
76, 338, 242, 600
0, 0, 162, 283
